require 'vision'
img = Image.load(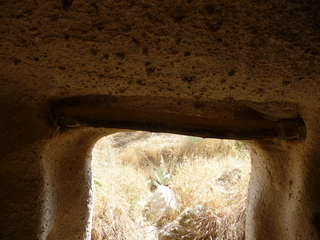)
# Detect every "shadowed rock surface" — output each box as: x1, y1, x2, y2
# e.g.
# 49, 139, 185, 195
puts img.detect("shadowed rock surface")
1, 0, 320, 239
